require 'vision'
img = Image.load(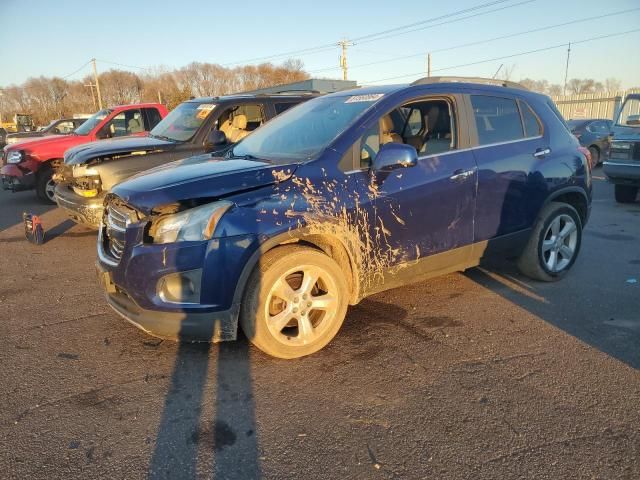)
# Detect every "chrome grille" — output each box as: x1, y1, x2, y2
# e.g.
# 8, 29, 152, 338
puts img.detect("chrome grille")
102, 201, 137, 263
